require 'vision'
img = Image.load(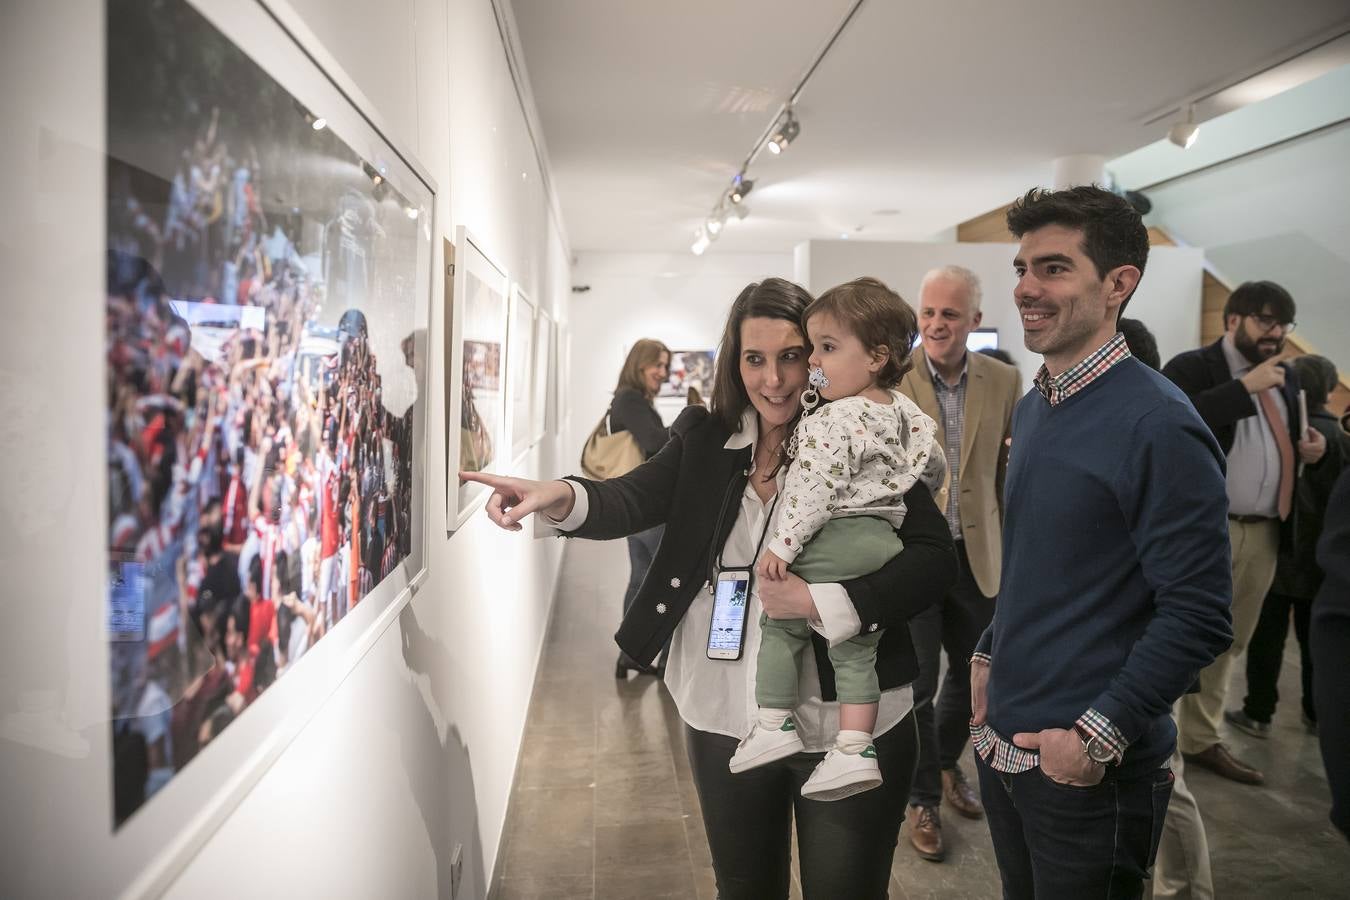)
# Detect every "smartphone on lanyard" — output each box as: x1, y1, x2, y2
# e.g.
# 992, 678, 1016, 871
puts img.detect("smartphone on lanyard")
706, 569, 752, 660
